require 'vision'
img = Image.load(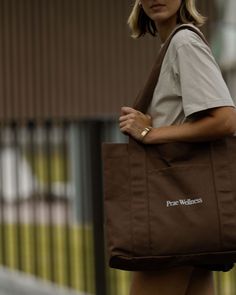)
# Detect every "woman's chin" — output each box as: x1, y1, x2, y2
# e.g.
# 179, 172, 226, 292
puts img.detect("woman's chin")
152, 14, 178, 27
150, 13, 170, 24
